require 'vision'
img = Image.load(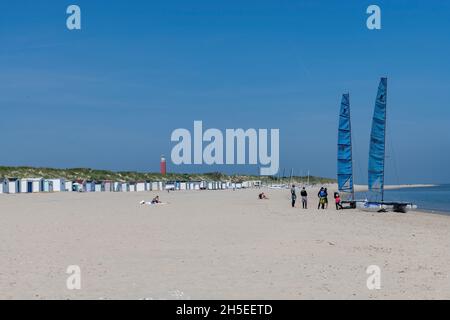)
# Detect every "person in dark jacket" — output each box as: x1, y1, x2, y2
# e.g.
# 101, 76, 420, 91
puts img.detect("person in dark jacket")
301, 187, 308, 209
291, 185, 297, 208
